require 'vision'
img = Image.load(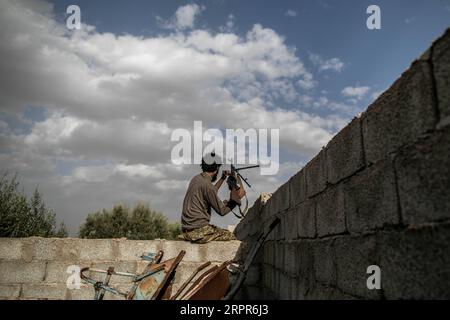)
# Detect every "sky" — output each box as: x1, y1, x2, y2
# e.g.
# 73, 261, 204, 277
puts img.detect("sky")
0, 0, 449, 236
